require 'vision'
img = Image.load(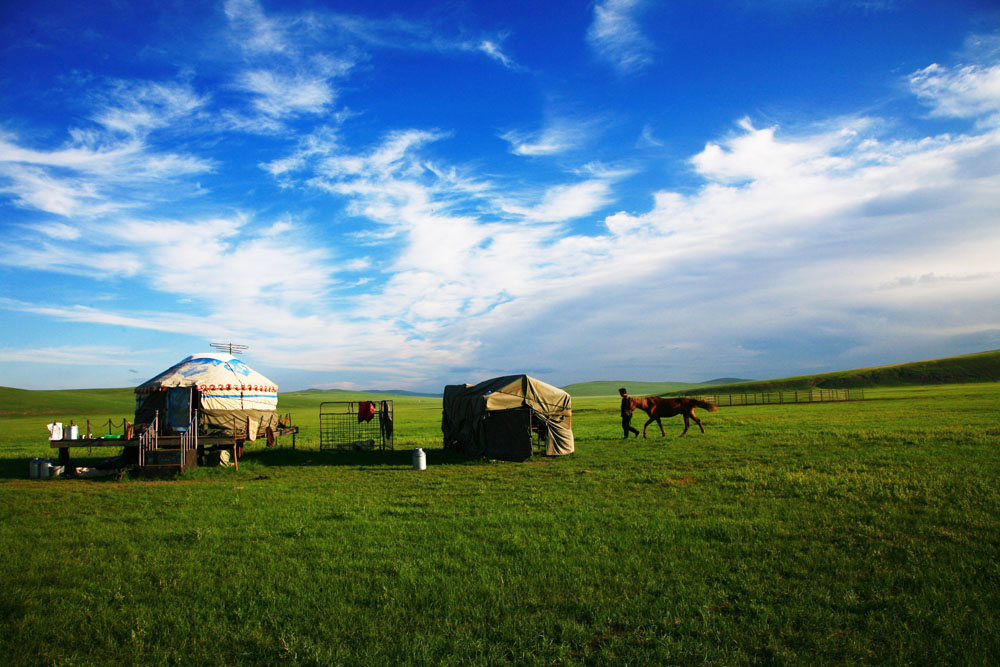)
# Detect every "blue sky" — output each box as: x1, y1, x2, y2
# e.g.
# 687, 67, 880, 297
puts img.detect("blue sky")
1, 0, 998, 392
